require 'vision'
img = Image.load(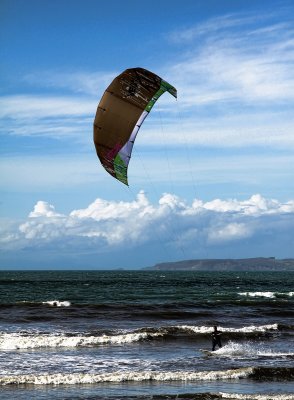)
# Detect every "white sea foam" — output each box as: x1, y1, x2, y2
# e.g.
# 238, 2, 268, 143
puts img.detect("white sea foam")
238, 291, 294, 298
178, 324, 278, 334
0, 331, 163, 350
239, 292, 276, 298
0, 324, 280, 350
176, 325, 213, 334
0, 367, 253, 385
220, 393, 294, 400
19, 300, 71, 306
42, 300, 71, 307
214, 341, 294, 358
